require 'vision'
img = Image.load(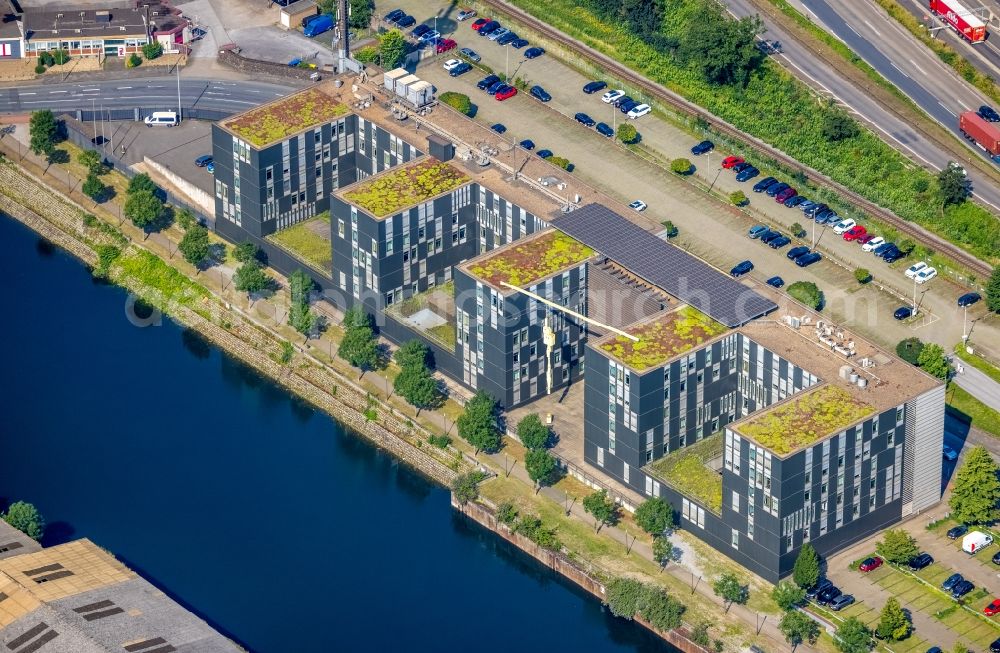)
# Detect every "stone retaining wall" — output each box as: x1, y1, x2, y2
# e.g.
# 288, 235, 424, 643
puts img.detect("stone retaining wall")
218, 48, 320, 81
